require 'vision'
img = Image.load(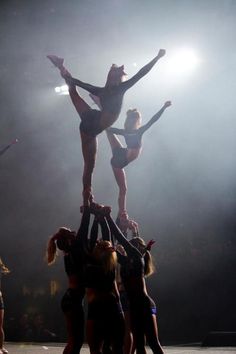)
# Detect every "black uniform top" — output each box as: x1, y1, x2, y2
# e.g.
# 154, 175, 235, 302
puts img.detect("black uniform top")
108, 126, 147, 149
70, 55, 161, 117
